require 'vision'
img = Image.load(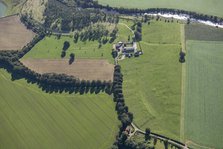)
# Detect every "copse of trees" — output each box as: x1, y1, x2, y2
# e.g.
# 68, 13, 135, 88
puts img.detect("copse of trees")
44, 0, 119, 32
